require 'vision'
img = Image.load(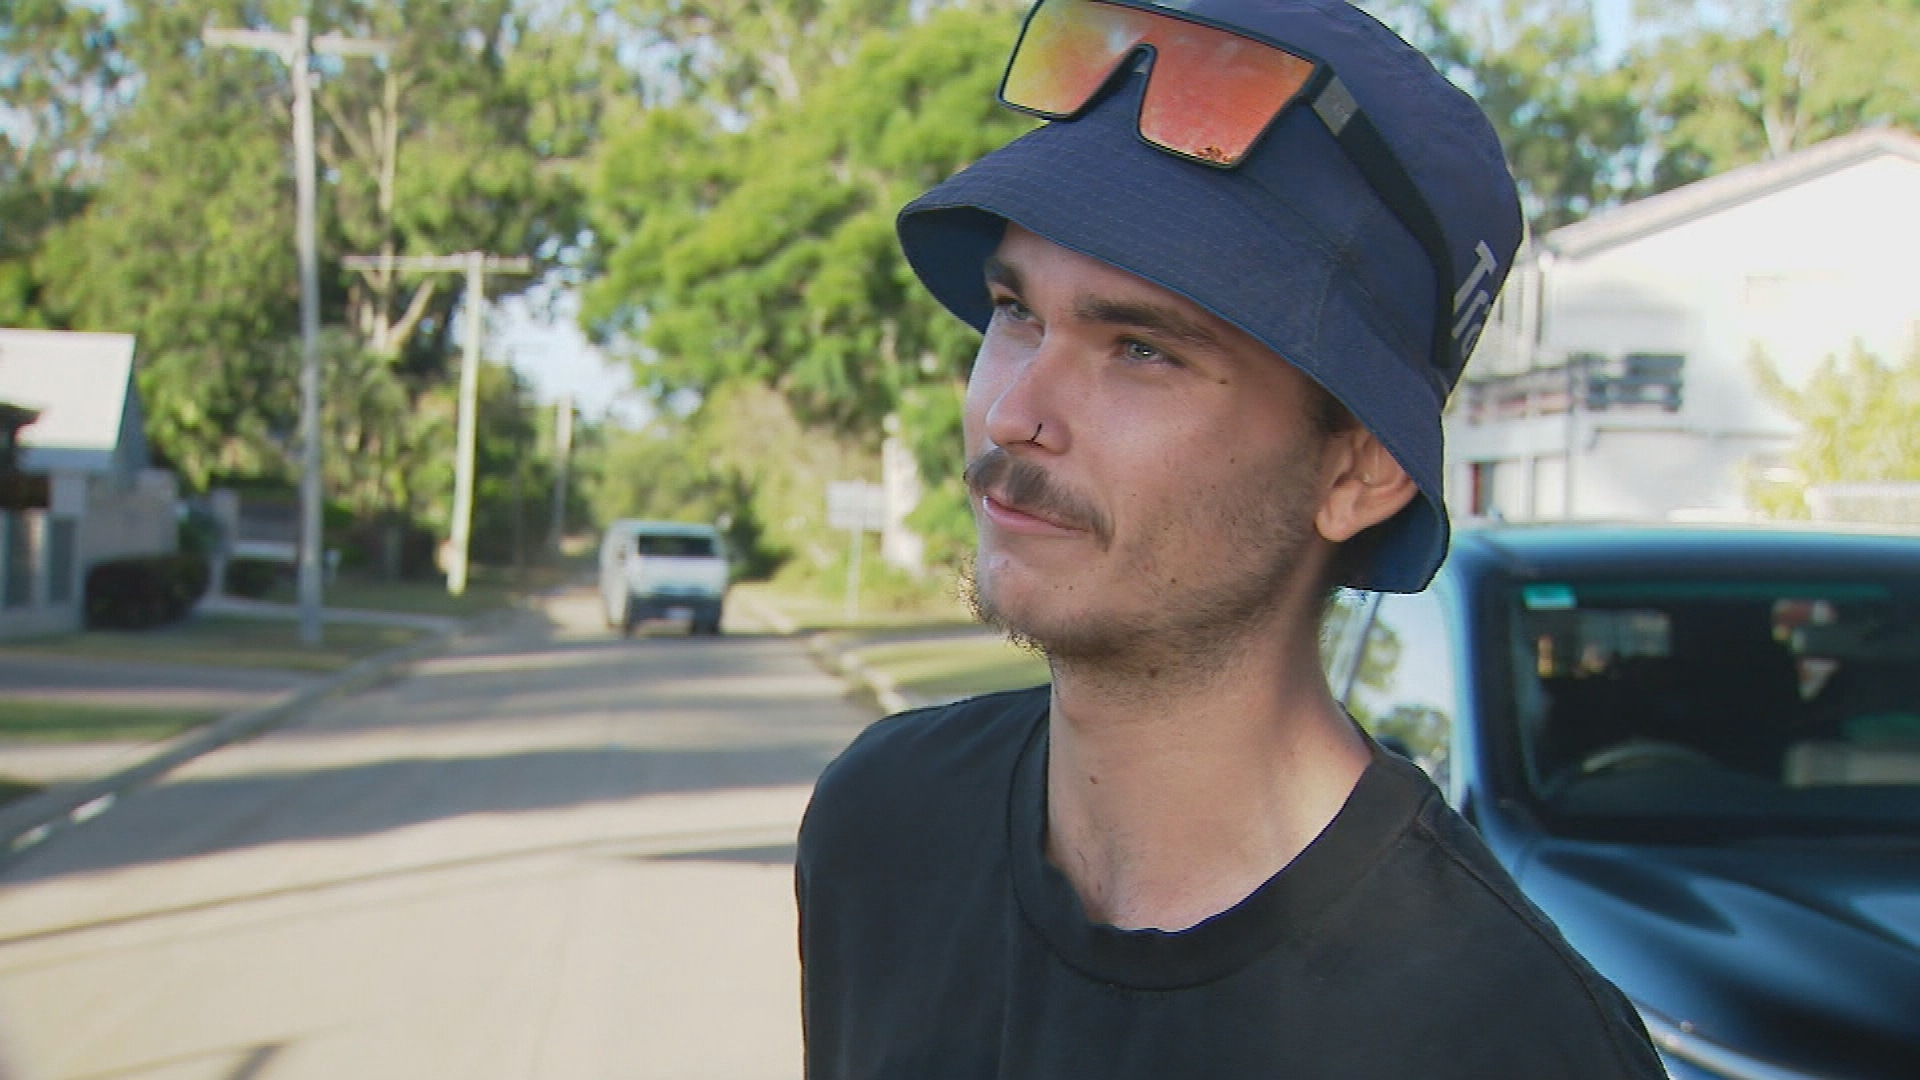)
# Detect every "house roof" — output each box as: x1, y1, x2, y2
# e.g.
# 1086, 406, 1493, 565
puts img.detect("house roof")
0, 329, 145, 475
1543, 129, 1920, 260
